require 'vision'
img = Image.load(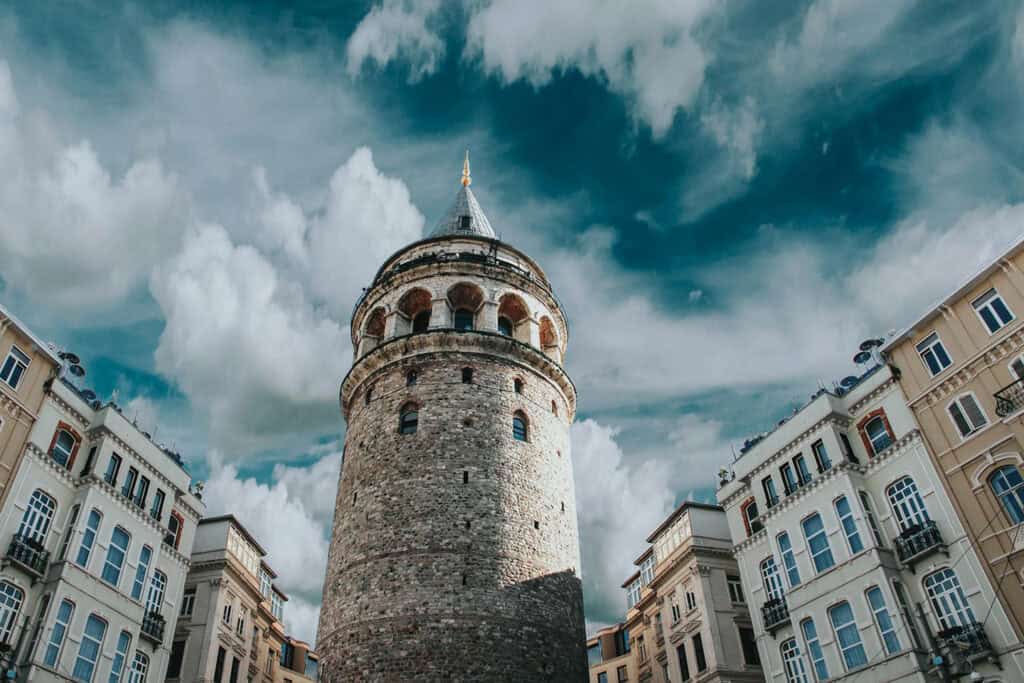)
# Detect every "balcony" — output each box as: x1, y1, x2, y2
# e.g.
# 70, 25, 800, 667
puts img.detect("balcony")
894, 521, 947, 571
995, 378, 1024, 417
5, 533, 50, 581
140, 611, 165, 645
936, 622, 993, 661
761, 597, 789, 634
